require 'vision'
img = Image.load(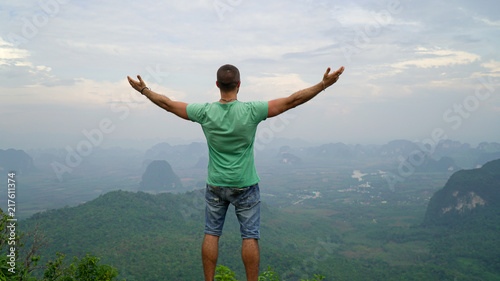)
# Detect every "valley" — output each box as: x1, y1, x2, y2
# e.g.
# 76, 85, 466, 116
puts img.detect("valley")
1, 139, 499, 280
